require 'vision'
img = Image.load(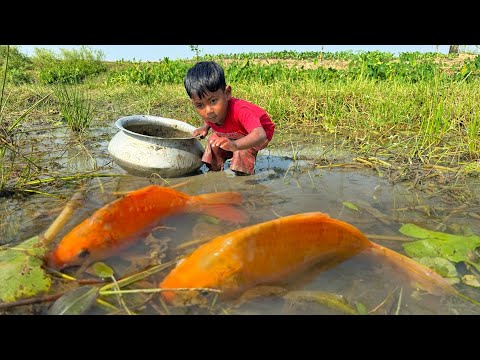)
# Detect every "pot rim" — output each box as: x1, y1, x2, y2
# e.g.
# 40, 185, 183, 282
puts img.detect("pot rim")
115, 114, 197, 140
